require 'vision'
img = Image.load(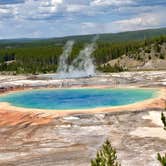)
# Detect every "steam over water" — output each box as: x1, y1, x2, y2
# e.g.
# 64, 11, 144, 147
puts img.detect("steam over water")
56, 37, 98, 78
